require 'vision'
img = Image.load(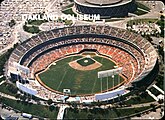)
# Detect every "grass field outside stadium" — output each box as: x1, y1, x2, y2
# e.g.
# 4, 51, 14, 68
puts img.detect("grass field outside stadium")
37, 54, 125, 95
